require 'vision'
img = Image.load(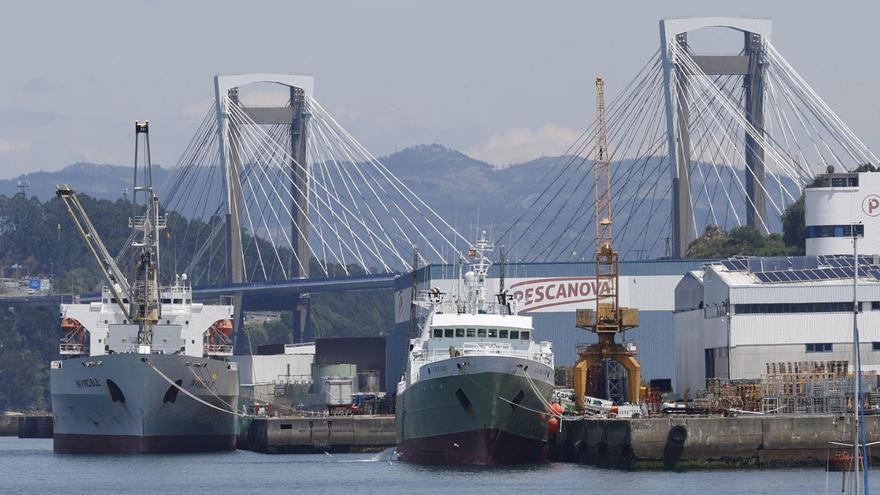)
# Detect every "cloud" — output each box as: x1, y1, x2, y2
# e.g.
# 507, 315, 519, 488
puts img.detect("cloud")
21, 77, 53, 93
0, 138, 31, 153
466, 124, 582, 167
